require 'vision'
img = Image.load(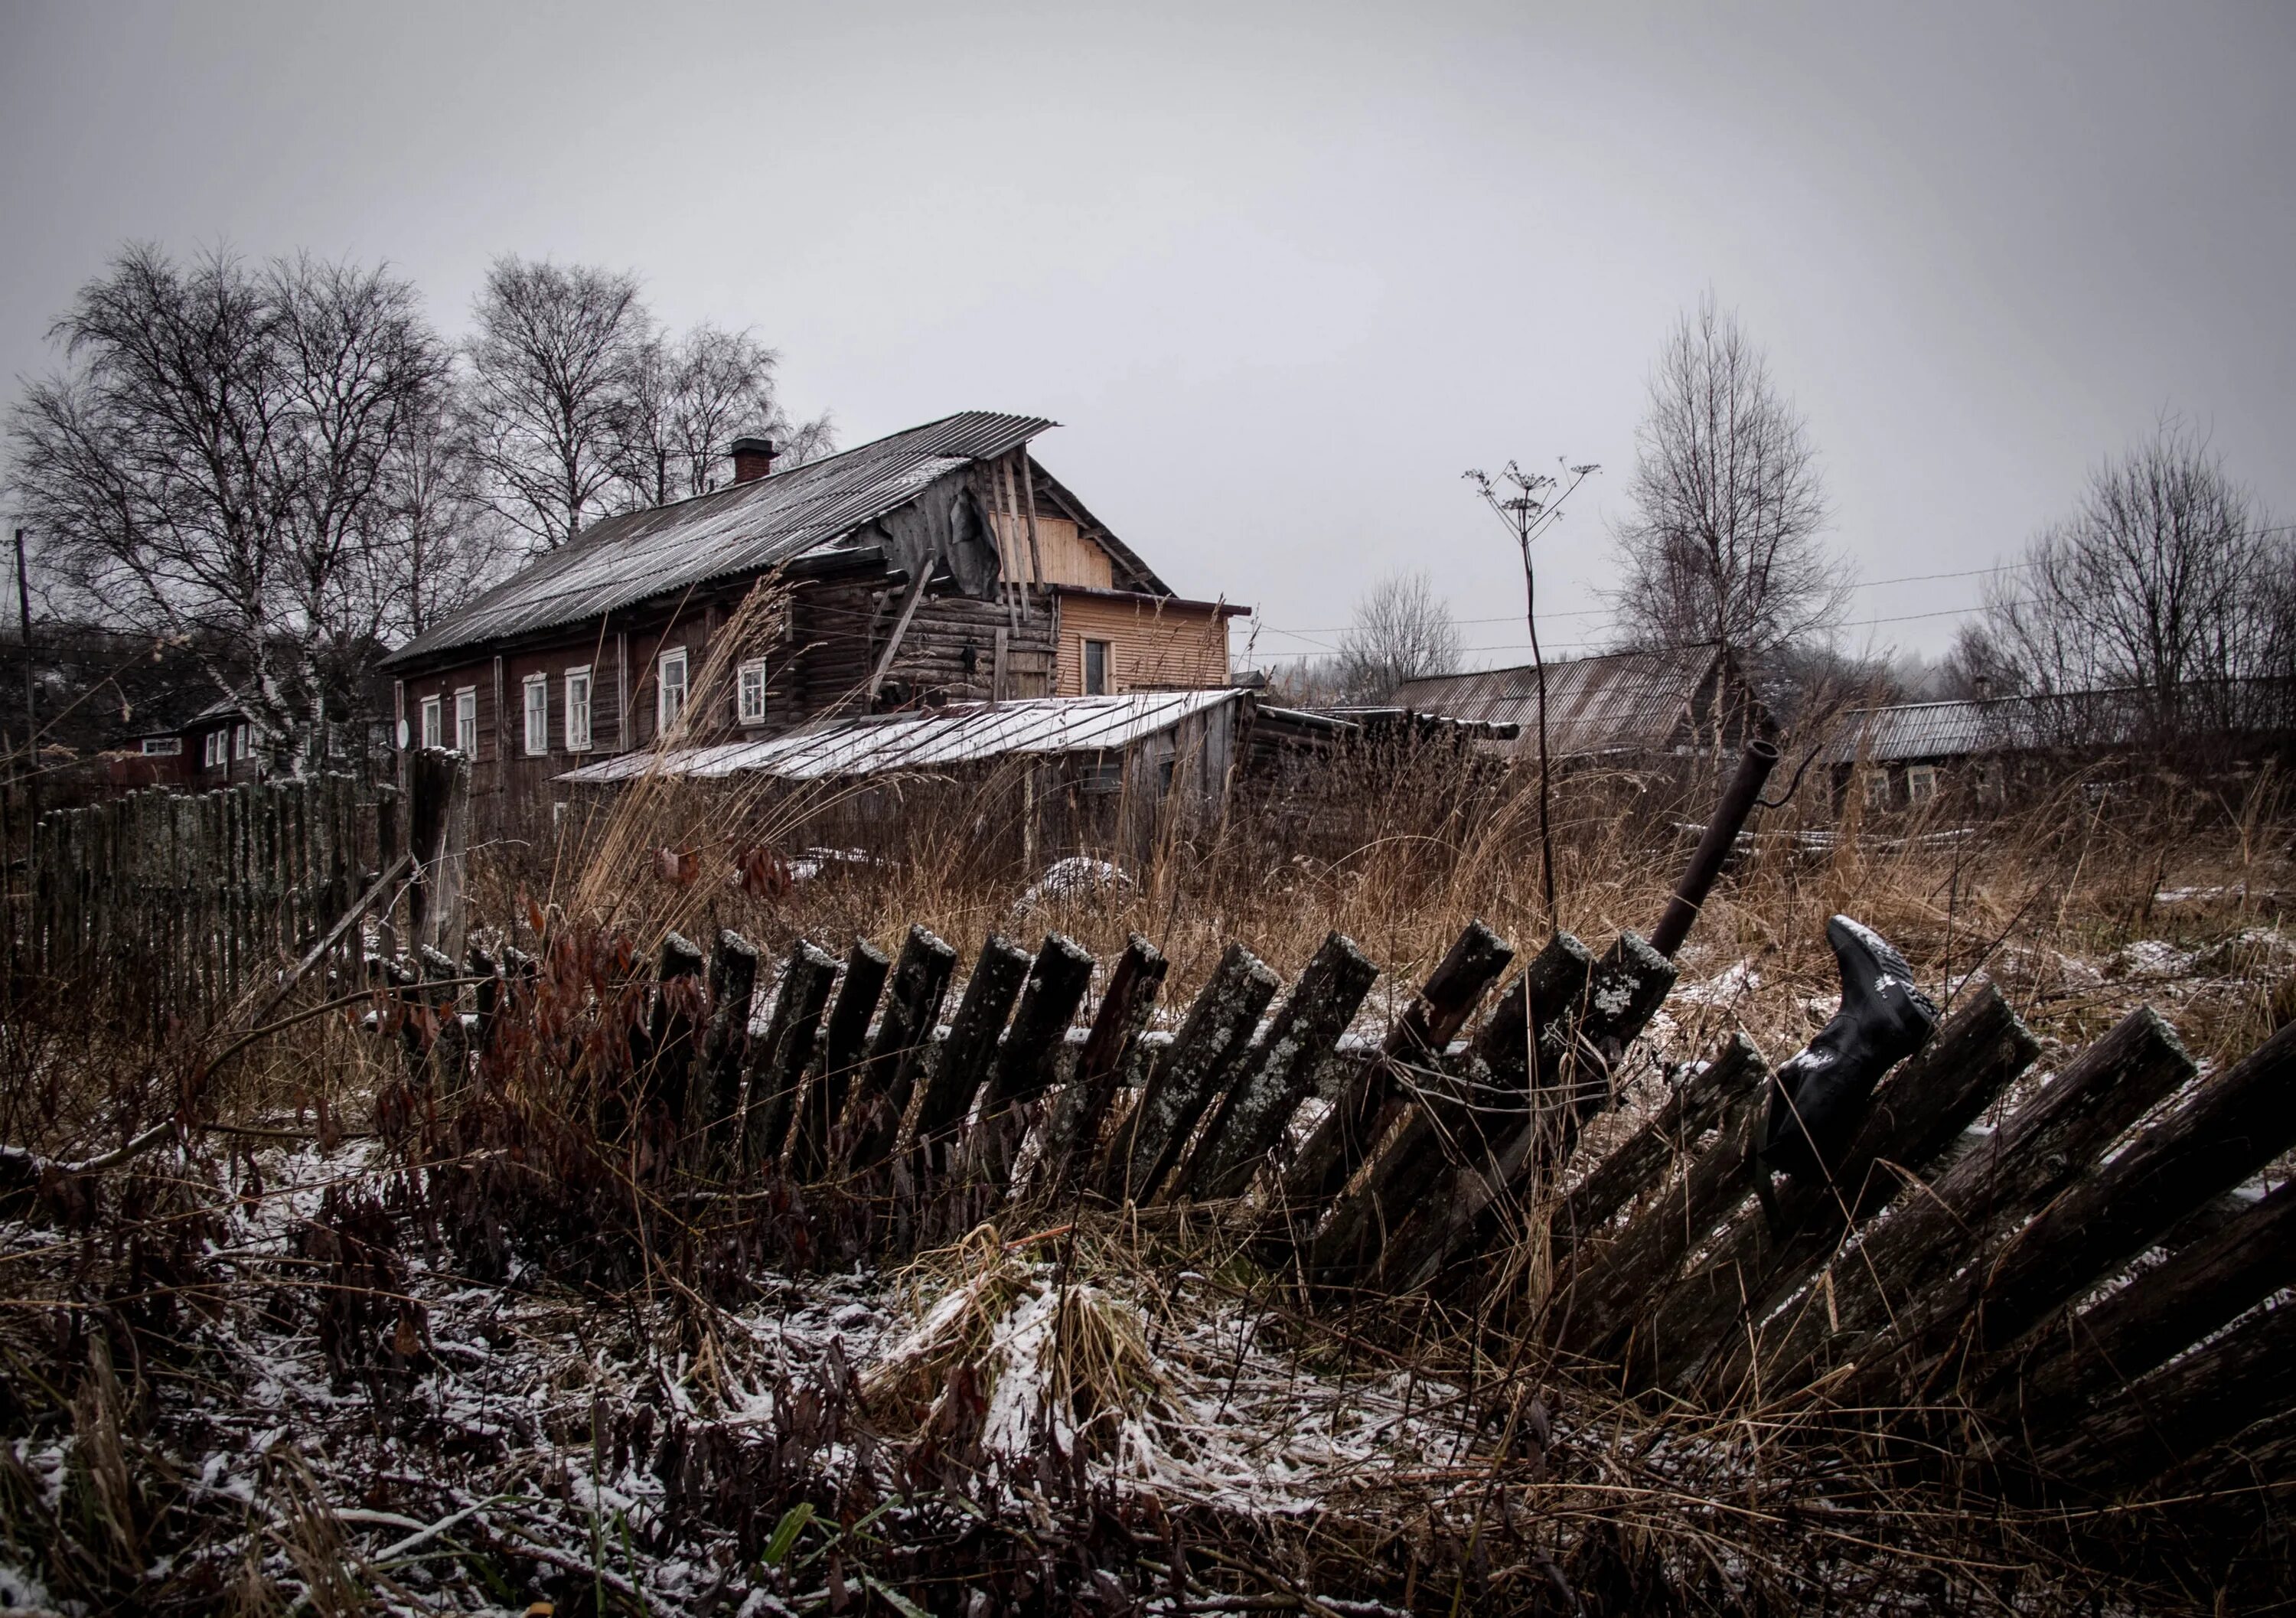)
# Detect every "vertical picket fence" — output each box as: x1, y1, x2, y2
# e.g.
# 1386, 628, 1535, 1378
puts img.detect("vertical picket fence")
21, 775, 382, 1023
